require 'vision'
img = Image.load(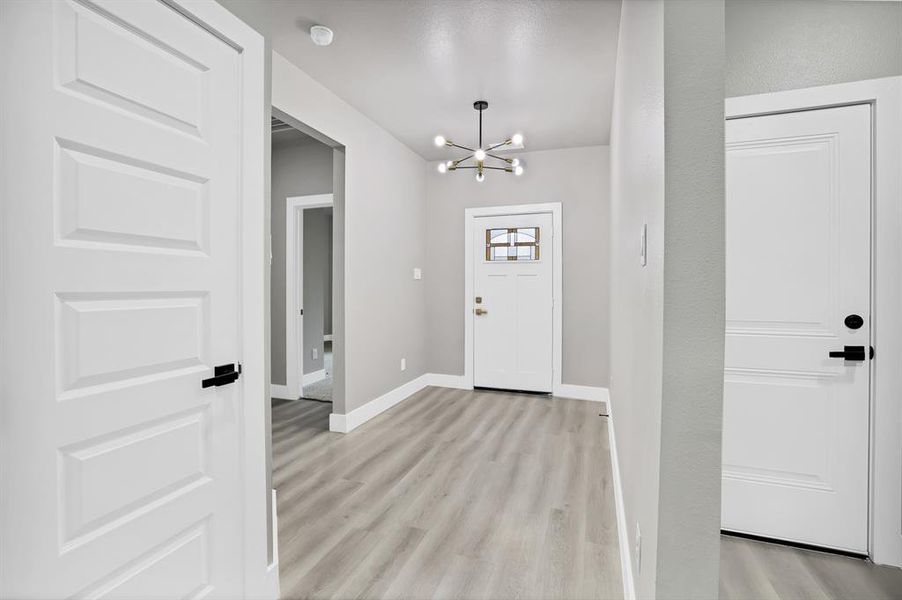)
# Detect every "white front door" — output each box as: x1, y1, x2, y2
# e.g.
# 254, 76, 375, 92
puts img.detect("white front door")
1, 0, 247, 596
473, 213, 553, 392
723, 104, 871, 552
